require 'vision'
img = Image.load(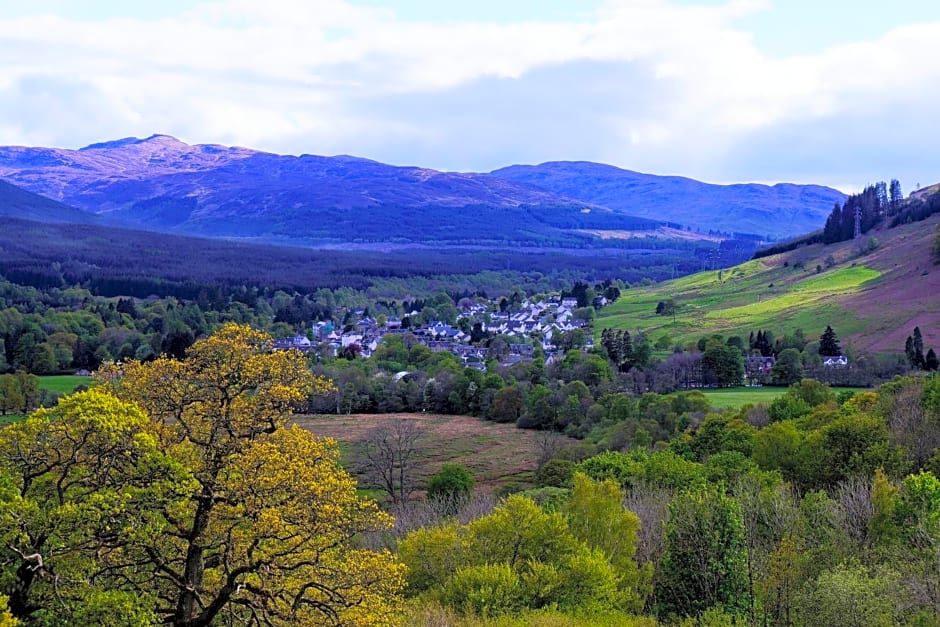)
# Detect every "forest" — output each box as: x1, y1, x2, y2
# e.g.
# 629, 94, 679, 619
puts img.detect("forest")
1, 323, 939, 626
